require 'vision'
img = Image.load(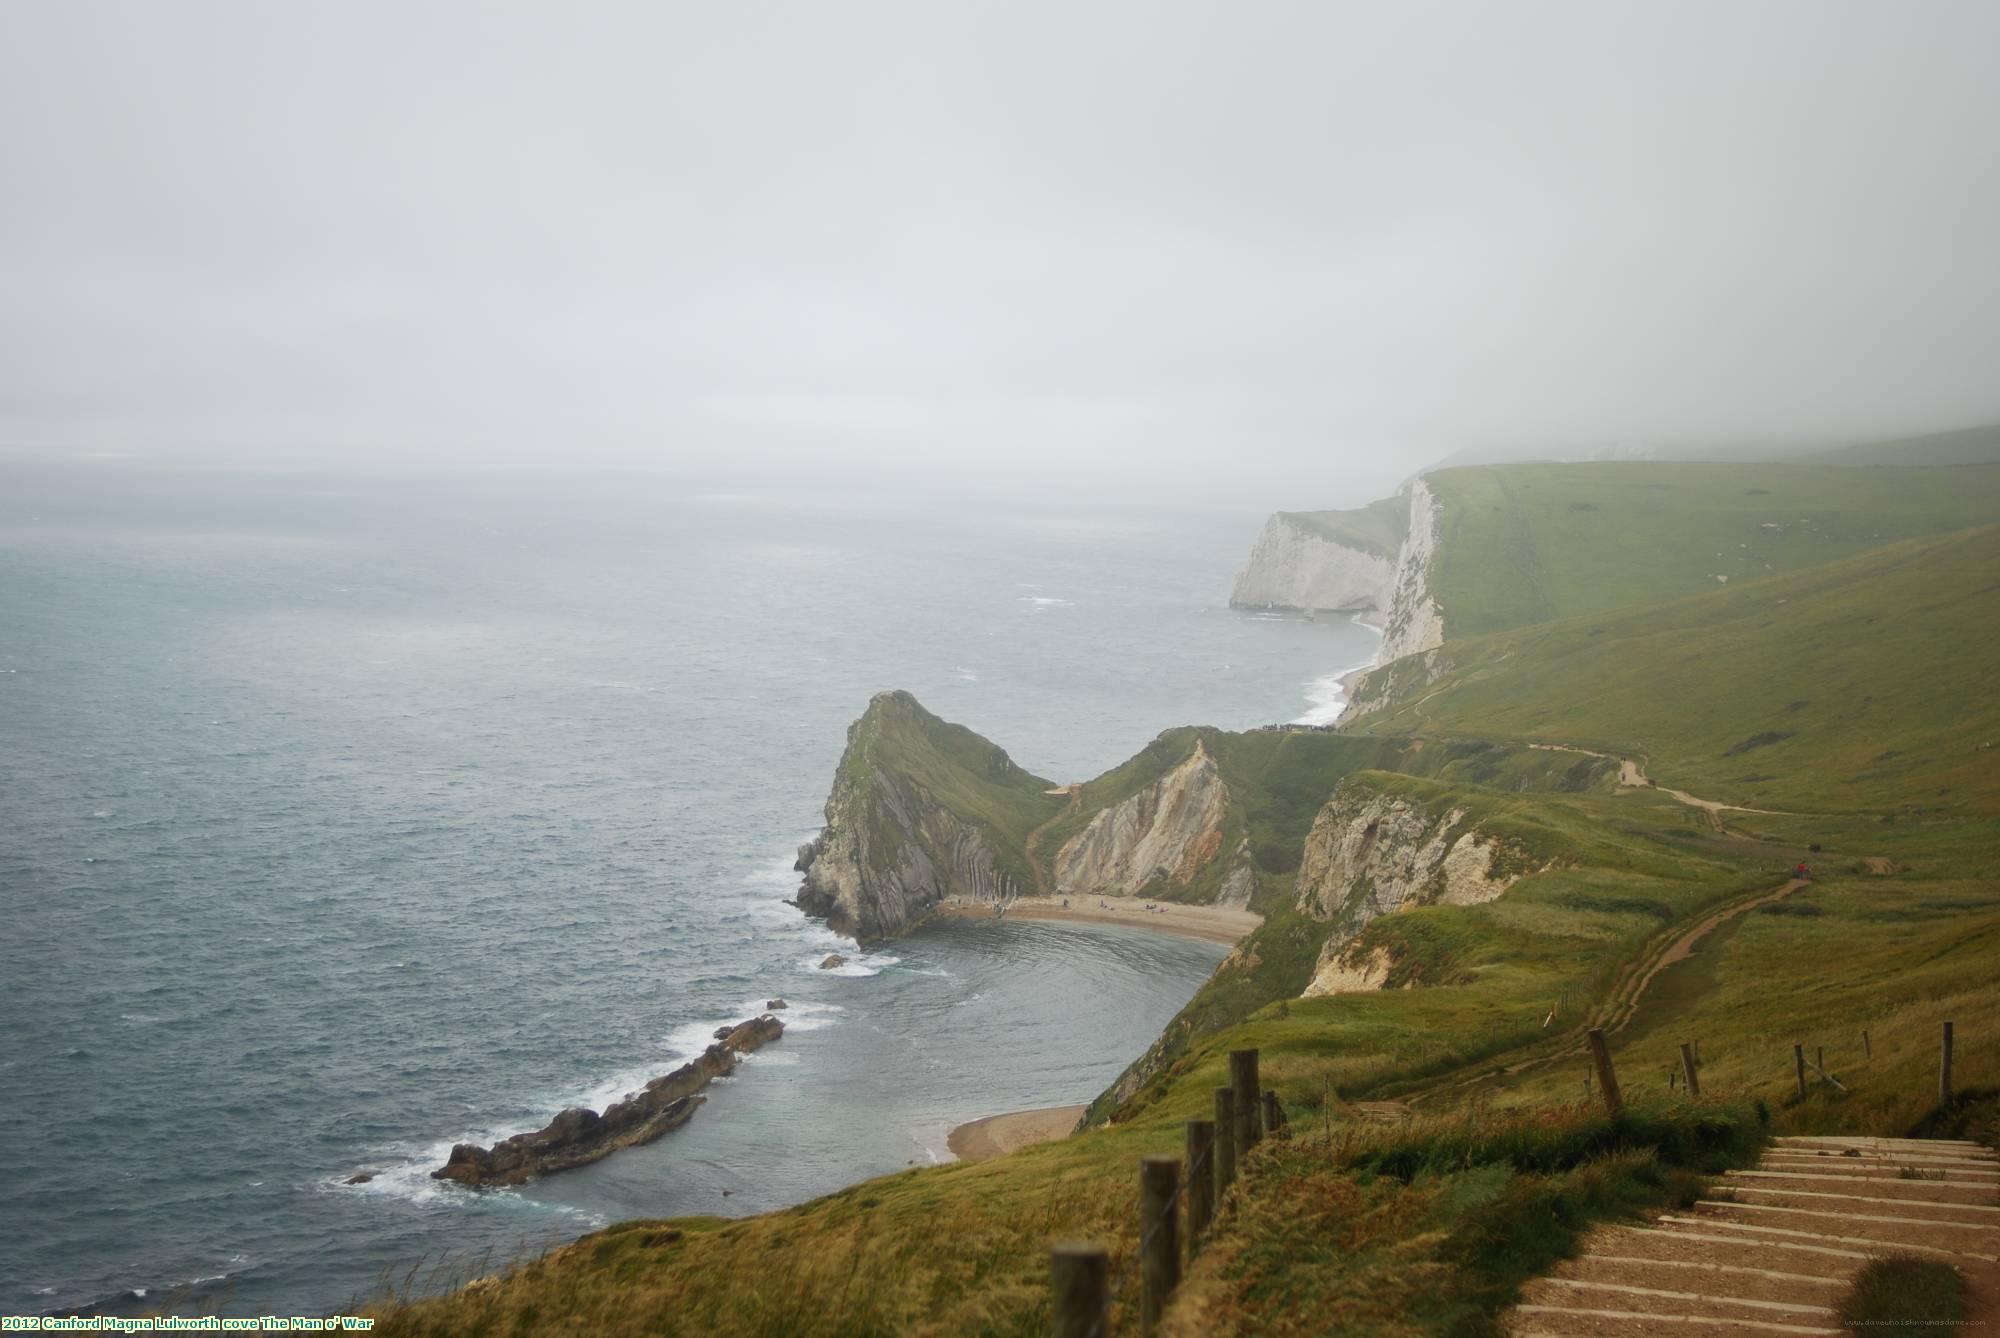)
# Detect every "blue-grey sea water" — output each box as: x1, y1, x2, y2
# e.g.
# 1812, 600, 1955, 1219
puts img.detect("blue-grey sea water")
0, 463, 1379, 1316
